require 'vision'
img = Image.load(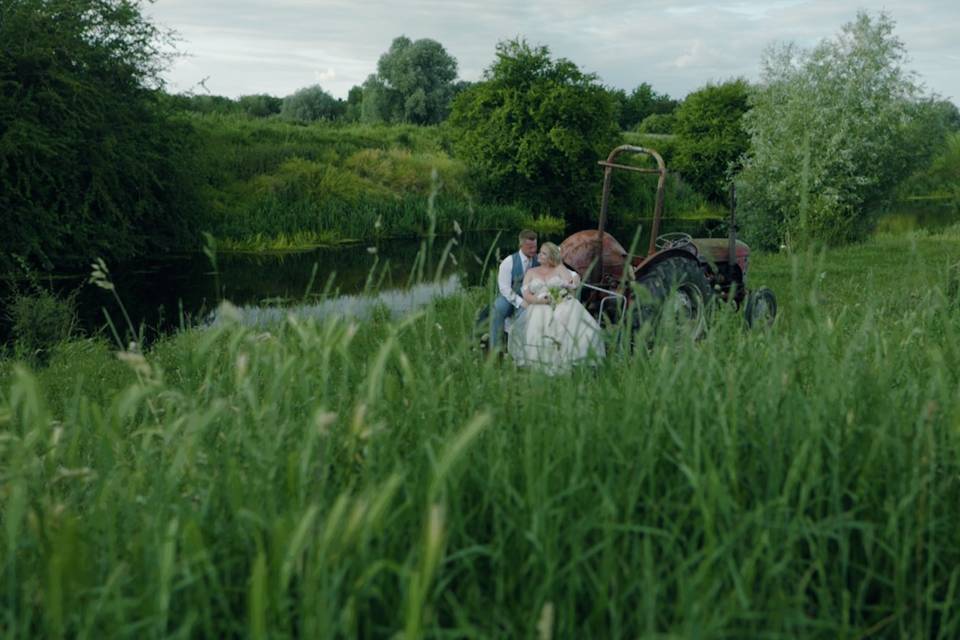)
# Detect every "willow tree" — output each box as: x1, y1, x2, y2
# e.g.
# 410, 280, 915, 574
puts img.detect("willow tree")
737, 12, 933, 248
361, 36, 458, 125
